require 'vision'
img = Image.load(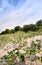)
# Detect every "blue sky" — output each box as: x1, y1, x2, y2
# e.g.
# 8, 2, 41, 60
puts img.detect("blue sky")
0, 0, 42, 32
